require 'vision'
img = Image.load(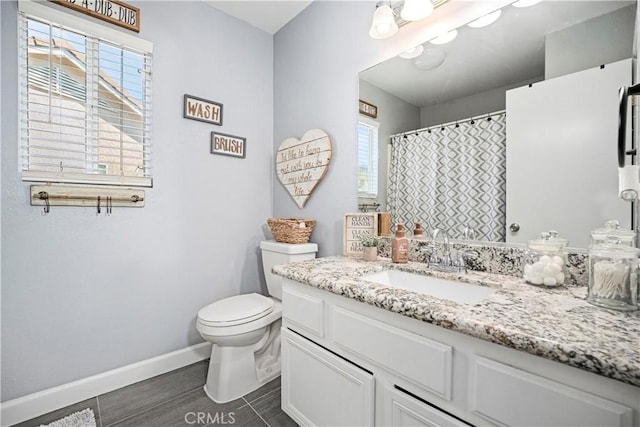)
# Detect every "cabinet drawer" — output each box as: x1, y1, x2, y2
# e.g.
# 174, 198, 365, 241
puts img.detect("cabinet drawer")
470, 356, 633, 427
332, 306, 452, 399
281, 328, 375, 427
282, 285, 324, 338
385, 386, 468, 427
